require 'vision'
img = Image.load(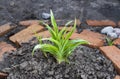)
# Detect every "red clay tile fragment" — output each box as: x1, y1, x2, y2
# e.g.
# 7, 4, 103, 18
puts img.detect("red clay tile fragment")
19, 20, 50, 26
113, 38, 120, 45
0, 72, 8, 79
70, 30, 105, 48
9, 24, 49, 45
100, 46, 120, 74
0, 23, 16, 36
19, 20, 40, 26
114, 75, 120, 79
86, 20, 116, 27
0, 42, 16, 61
36, 30, 50, 38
